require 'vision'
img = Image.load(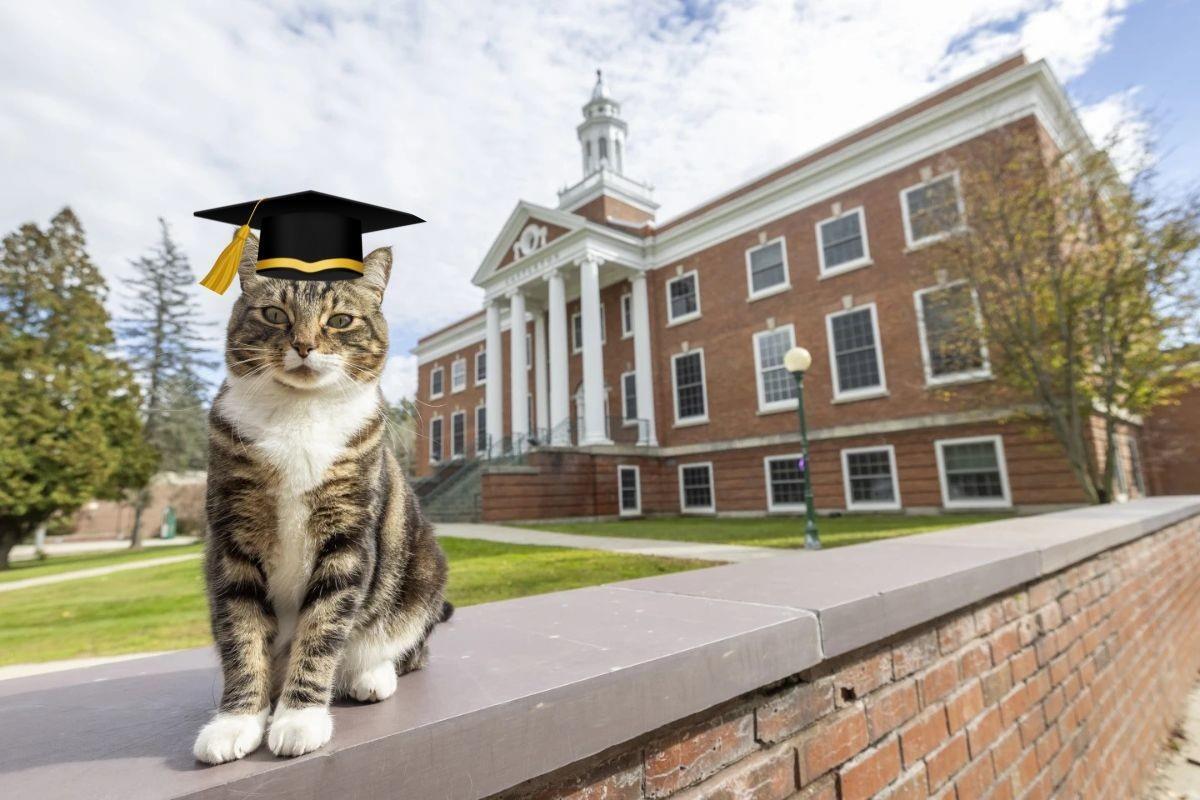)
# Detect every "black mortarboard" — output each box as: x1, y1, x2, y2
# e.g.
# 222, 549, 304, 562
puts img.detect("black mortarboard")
194, 190, 423, 293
